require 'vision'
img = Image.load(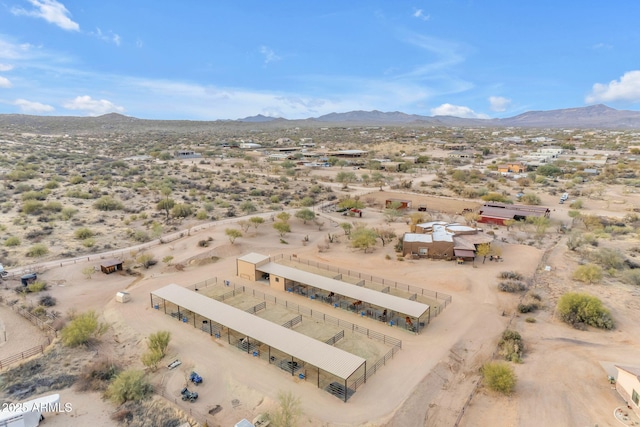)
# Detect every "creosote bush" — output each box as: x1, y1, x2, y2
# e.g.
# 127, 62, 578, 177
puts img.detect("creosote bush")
556, 292, 614, 330
482, 361, 516, 395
